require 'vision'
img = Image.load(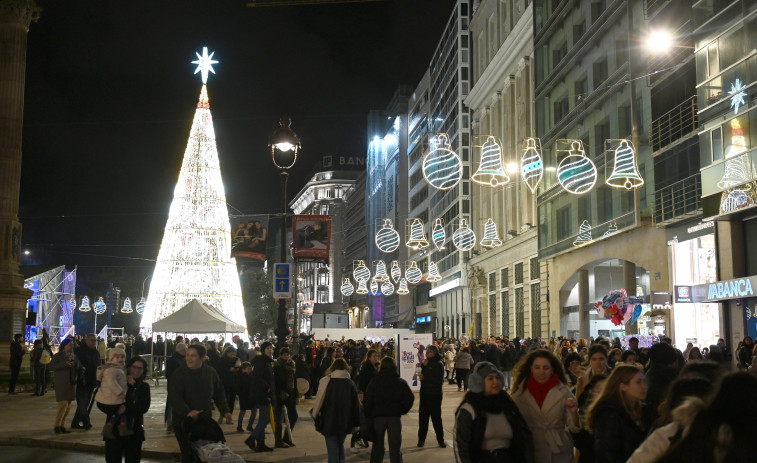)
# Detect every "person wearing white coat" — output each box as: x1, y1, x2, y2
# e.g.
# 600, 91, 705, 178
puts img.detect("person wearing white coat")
511, 349, 580, 463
